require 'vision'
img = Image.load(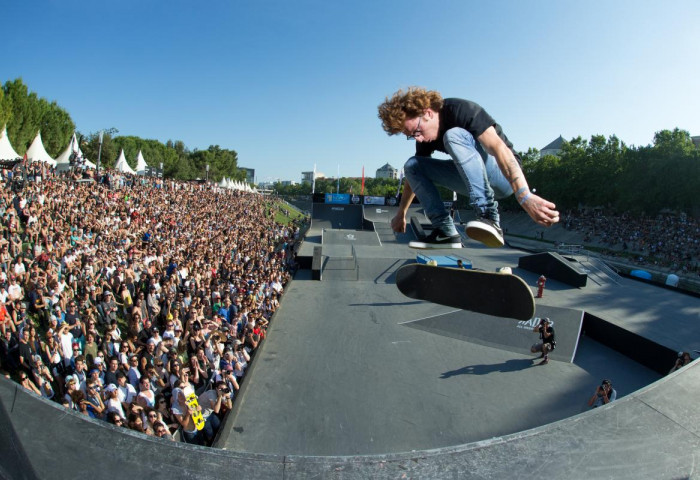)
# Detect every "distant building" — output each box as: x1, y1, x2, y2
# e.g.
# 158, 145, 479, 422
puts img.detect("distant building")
540, 135, 565, 157
376, 163, 398, 179
280, 180, 297, 187
240, 167, 255, 184
301, 170, 325, 184
692, 136, 700, 149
